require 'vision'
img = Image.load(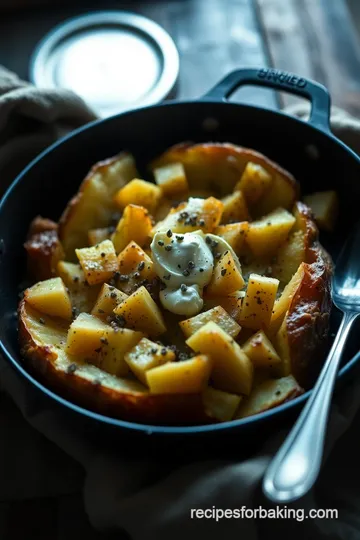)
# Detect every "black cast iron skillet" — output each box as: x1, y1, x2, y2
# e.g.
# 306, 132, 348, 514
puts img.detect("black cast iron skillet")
1, 68, 360, 449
